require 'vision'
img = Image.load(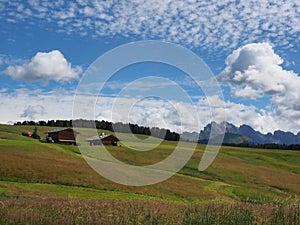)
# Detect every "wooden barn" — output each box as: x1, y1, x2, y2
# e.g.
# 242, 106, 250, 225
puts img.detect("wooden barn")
86, 133, 119, 146
46, 128, 79, 145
